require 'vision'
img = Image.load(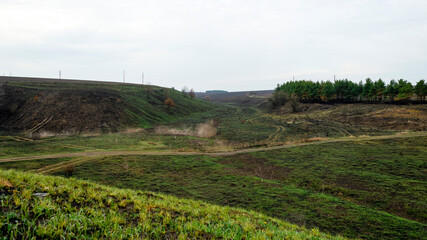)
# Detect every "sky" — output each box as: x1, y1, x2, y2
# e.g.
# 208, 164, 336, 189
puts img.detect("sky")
1, 0, 426, 91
